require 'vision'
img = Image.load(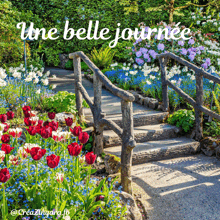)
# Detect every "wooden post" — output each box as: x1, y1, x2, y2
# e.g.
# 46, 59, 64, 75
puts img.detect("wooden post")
121, 100, 135, 195
159, 57, 169, 112
195, 73, 203, 141
73, 55, 83, 120
93, 73, 104, 155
